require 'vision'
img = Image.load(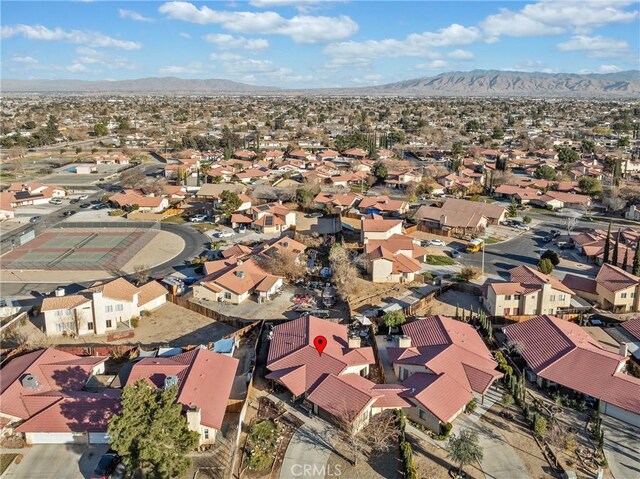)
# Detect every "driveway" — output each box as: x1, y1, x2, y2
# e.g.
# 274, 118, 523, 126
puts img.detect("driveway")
602, 415, 640, 479
451, 387, 531, 479
2, 444, 109, 479
280, 421, 335, 479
